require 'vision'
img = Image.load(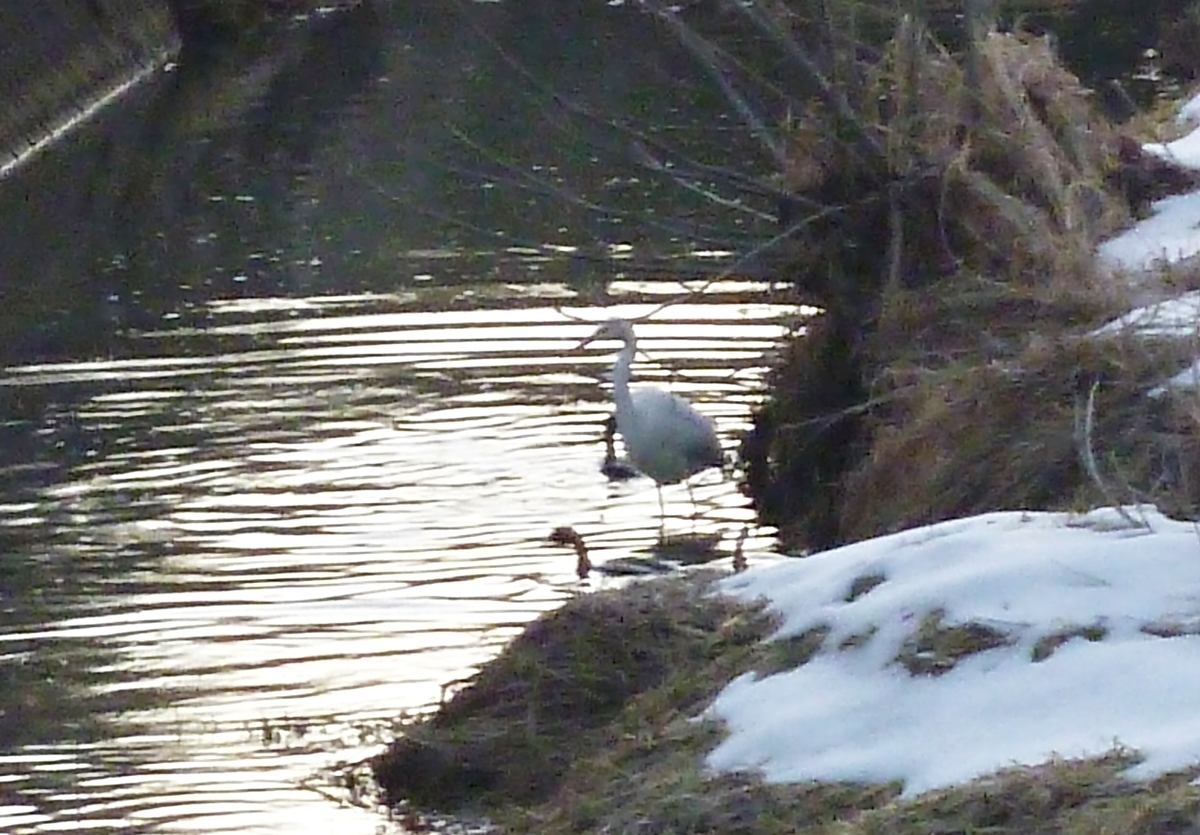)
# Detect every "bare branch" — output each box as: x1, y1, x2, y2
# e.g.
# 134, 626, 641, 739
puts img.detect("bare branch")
454, 0, 799, 209
723, 0, 885, 164
640, 1, 789, 169
1074, 380, 1147, 530
444, 124, 759, 246
629, 143, 779, 222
